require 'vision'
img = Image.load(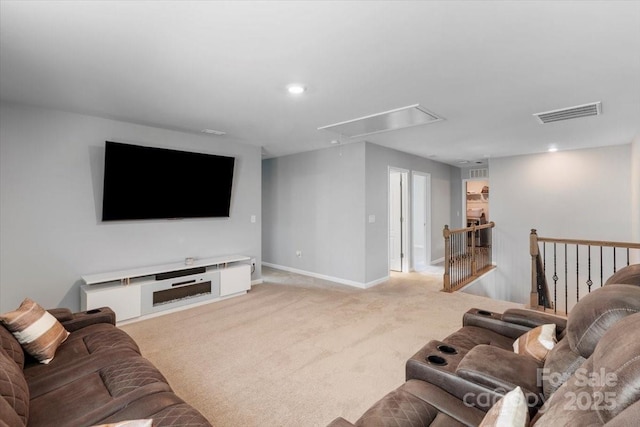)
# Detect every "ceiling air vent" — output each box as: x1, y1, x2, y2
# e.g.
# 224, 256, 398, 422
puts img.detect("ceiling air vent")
469, 168, 488, 179
318, 104, 443, 138
533, 102, 601, 124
